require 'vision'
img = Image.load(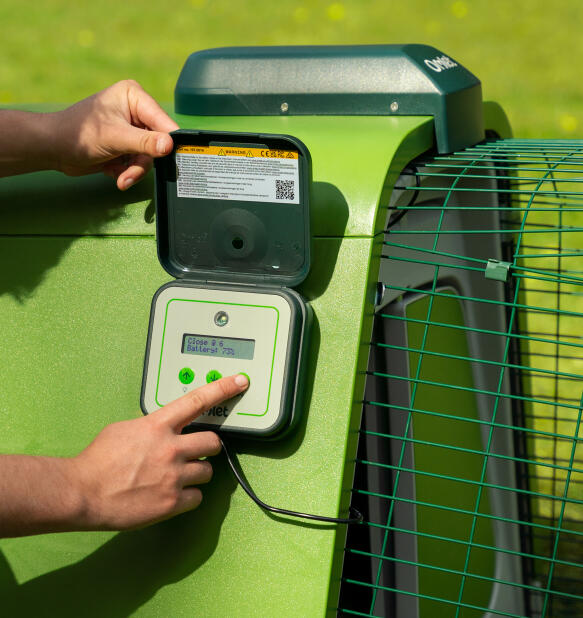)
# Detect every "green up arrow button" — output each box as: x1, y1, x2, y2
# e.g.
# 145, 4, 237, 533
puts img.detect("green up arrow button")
178, 367, 195, 384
